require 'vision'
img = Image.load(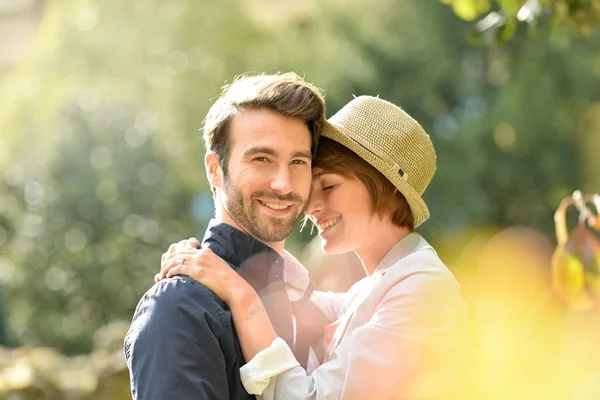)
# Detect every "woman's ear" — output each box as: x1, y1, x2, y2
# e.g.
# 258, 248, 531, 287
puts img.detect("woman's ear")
206, 152, 223, 189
